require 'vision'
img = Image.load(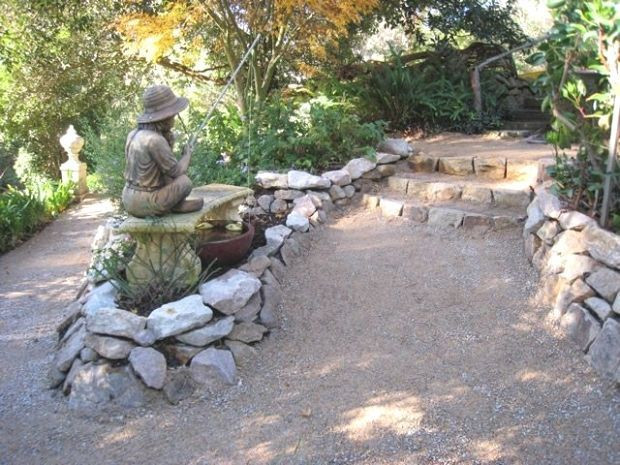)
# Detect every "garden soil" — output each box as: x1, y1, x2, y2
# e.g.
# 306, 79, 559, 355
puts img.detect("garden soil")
1, 195, 619, 465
